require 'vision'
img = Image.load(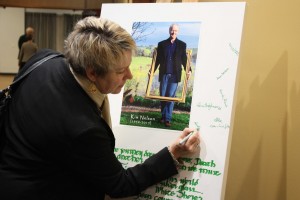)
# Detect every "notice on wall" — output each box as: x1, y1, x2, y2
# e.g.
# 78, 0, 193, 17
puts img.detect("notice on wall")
102, 2, 246, 200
